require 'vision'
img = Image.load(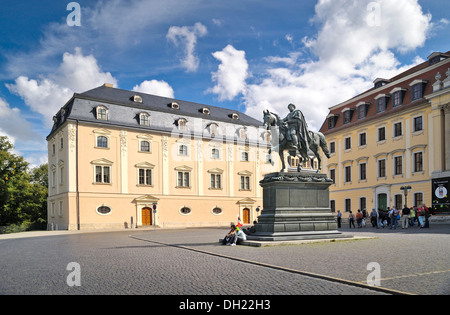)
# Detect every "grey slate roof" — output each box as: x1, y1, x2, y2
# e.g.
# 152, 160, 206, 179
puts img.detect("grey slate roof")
48, 85, 265, 142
